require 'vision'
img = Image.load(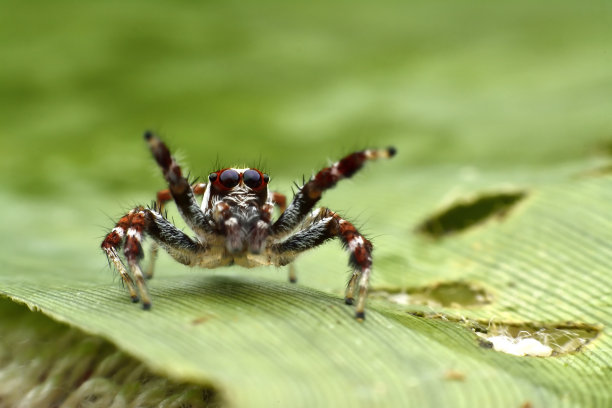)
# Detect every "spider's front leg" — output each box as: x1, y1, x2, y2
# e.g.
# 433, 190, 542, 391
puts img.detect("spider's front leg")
101, 207, 204, 309
271, 147, 395, 237
270, 146, 395, 284
146, 182, 207, 279
144, 131, 213, 239
270, 208, 373, 320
